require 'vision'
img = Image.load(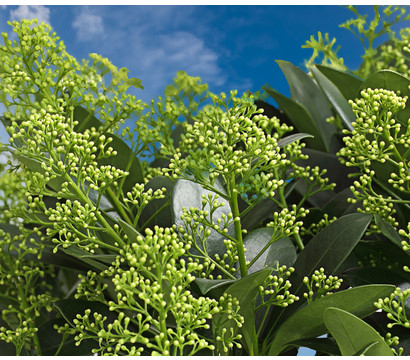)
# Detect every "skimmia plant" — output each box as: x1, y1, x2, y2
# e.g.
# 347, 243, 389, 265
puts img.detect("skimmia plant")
0, 6, 409, 356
